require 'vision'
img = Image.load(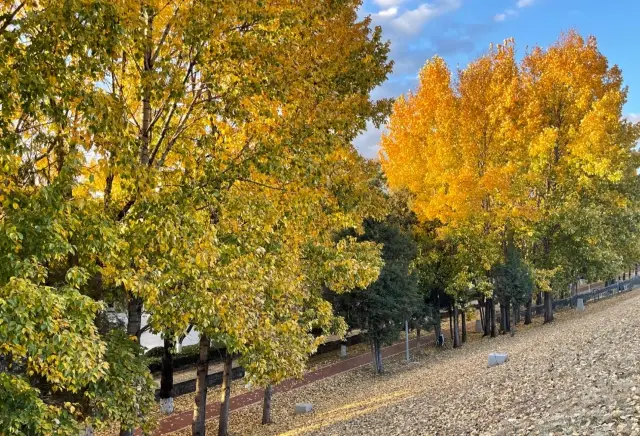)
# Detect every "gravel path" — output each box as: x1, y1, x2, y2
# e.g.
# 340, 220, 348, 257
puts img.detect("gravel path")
178, 289, 640, 436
